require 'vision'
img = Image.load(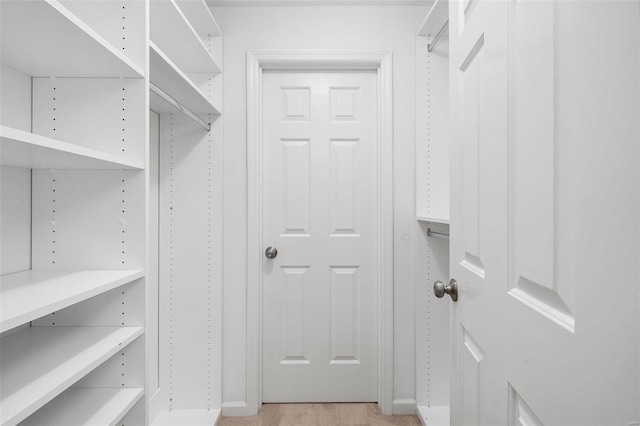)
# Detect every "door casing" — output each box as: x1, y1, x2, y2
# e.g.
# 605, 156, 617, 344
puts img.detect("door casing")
246, 50, 394, 416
